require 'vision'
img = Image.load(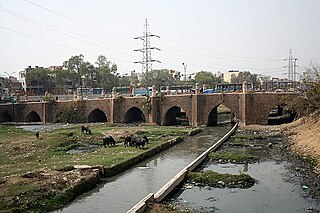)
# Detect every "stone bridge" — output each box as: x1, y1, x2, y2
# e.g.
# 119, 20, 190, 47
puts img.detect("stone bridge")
0, 92, 298, 126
